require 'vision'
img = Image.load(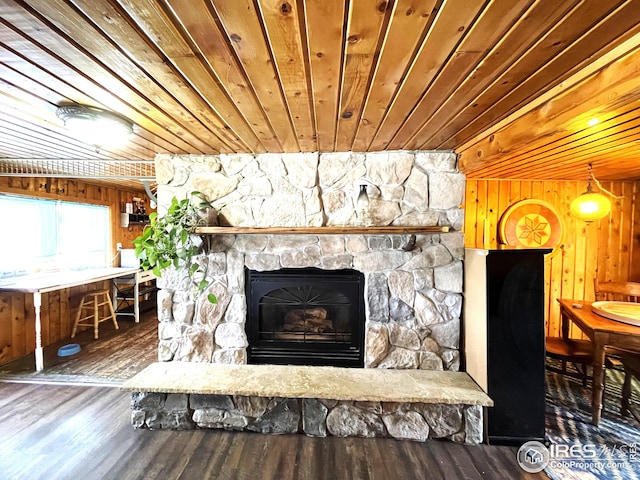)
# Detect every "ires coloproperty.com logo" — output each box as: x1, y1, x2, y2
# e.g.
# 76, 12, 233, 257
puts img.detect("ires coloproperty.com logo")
517, 440, 638, 473
517, 441, 551, 473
